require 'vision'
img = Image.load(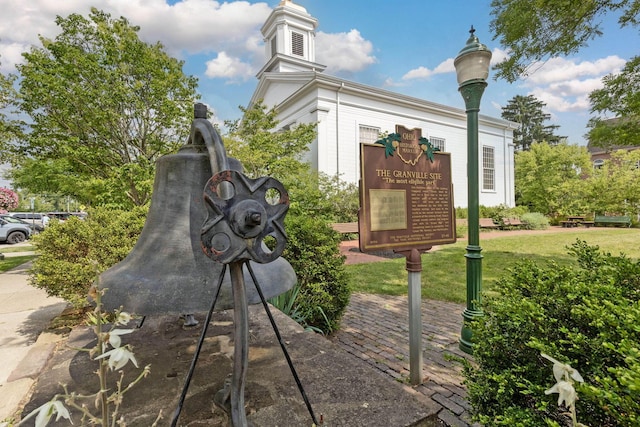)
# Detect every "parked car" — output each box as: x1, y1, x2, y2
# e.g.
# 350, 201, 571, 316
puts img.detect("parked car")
0, 215, 31, 244
8, 212, 47, 231
47, 212, 72, 221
